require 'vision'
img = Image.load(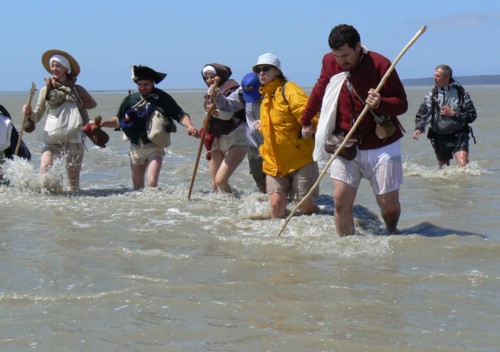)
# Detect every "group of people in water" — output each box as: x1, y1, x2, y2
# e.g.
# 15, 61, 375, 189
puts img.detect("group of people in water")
0, 24, 477, 236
